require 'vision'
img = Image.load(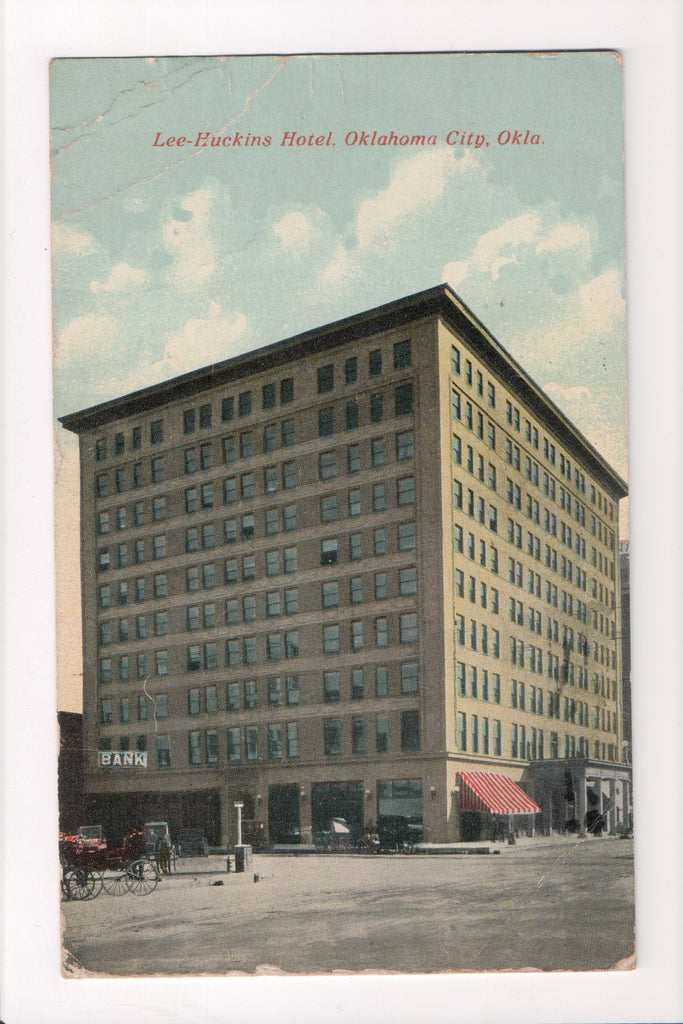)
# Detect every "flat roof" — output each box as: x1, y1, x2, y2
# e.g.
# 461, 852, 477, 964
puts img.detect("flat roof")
59, 283, 627, 499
